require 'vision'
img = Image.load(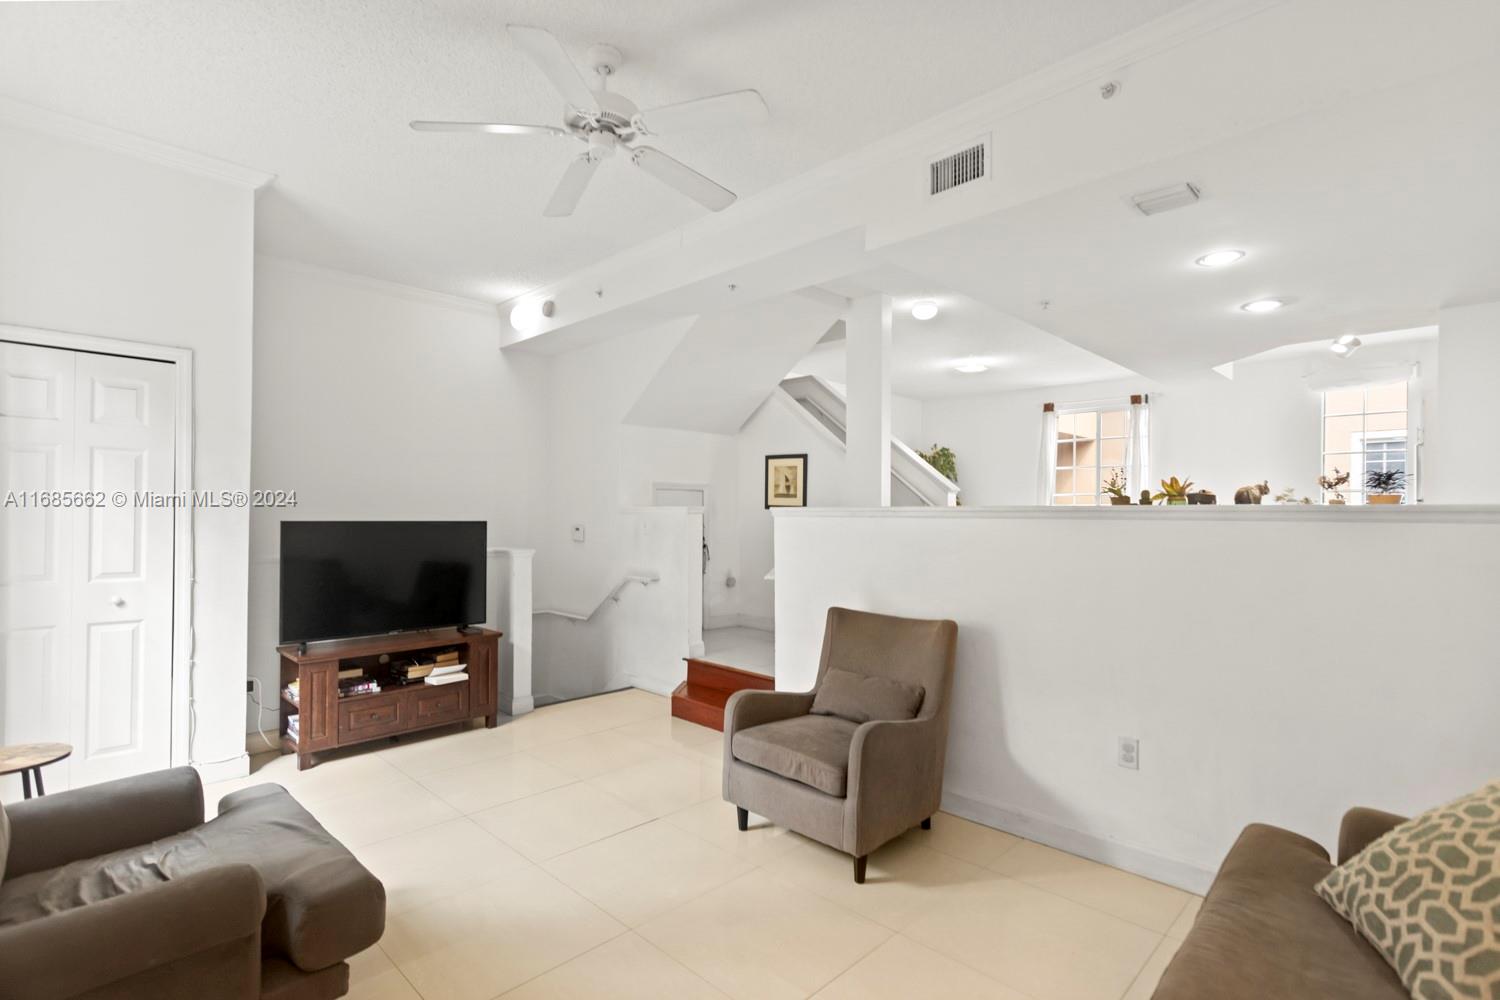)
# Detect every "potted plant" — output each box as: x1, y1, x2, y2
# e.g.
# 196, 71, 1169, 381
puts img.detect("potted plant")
1102, 468, 1132, 505
1365, 468, 1406, 505
1188, 488, 1217, 505
1152, 476, 1193, 506
1273, 486, 1306, 505
1318, 468, 1351, 505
